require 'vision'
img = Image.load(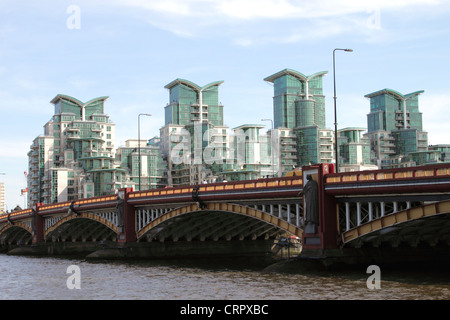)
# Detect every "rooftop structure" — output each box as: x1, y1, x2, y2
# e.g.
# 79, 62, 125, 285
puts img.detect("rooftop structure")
364, 88, 428, 168
264, 69, 328, 129
164, 79, 224, 127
